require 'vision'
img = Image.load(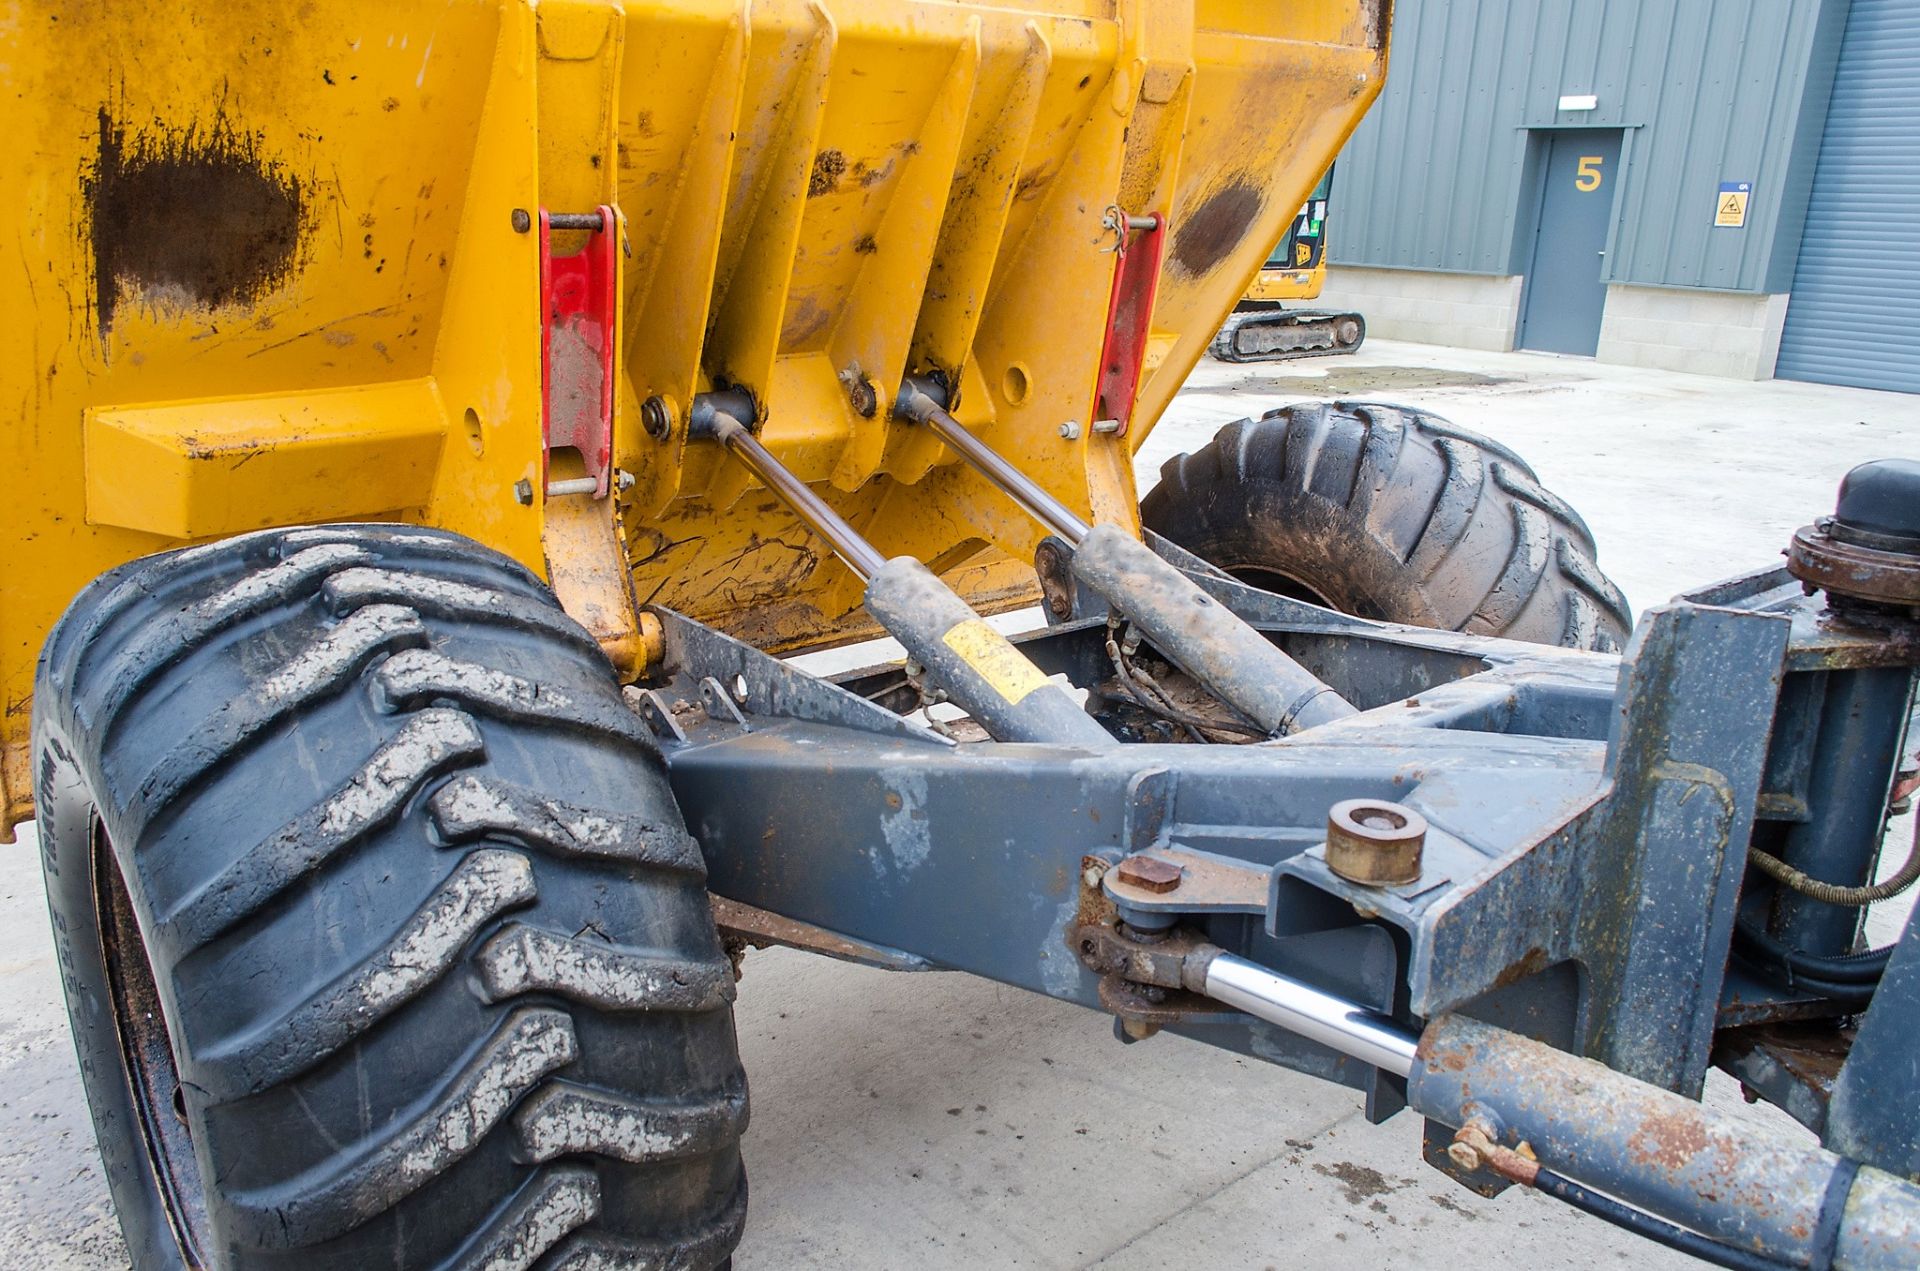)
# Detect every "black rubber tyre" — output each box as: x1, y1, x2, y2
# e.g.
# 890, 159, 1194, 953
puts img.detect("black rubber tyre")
1140, 400, 1632, 651
34, 525, 746, 1270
